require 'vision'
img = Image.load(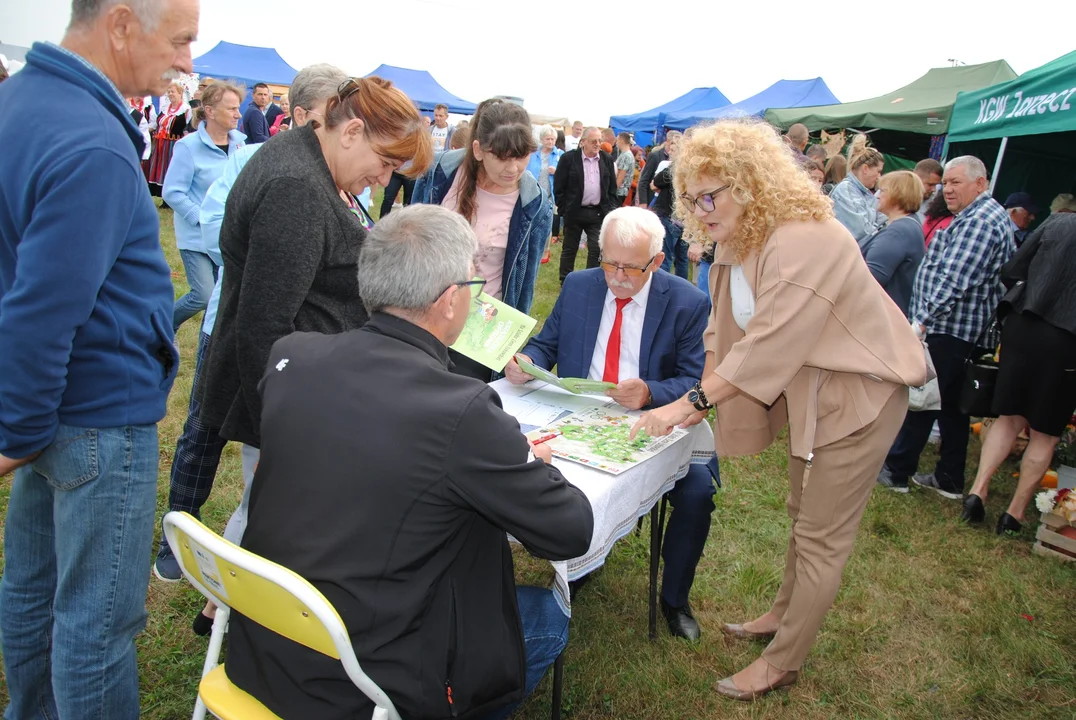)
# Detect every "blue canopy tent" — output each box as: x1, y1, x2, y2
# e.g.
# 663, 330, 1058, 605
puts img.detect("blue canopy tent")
610, 87, 731, 146
363, 64, 477, 115
192, 41, 299, 114
193, 41, 298, 86
664, 78, 839, 130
